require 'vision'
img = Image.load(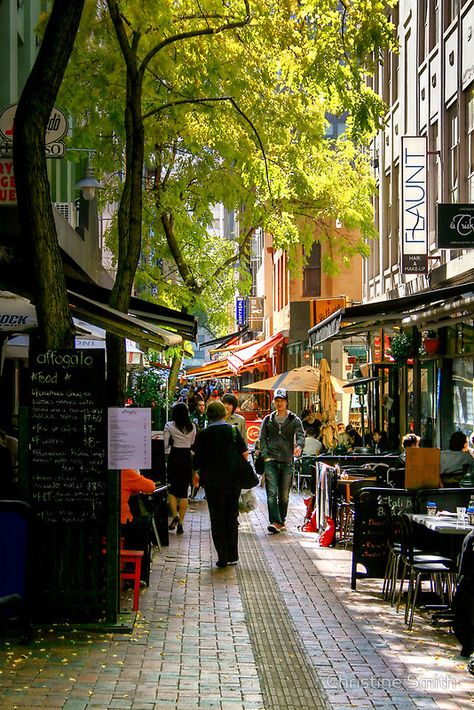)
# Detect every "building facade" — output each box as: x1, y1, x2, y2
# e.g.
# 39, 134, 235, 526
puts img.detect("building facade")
310, 1, 474, 448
